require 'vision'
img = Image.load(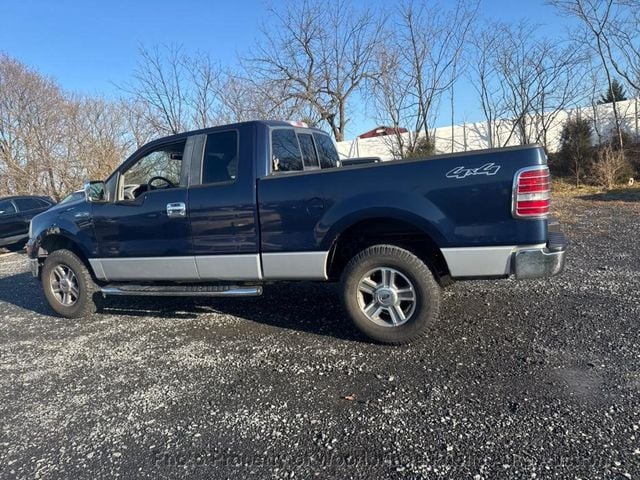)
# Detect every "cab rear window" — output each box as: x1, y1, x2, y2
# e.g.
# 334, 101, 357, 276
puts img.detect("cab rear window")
313, 133, 339, 168
271, 129, 338, 173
